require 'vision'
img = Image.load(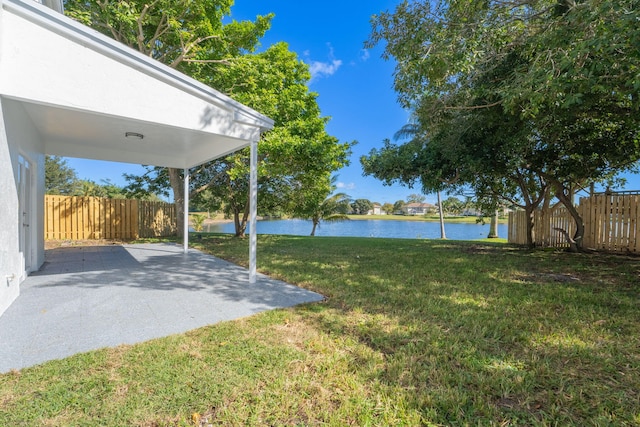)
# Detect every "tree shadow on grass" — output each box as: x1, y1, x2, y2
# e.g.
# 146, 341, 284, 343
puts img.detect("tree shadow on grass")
285, 243, 640, 425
